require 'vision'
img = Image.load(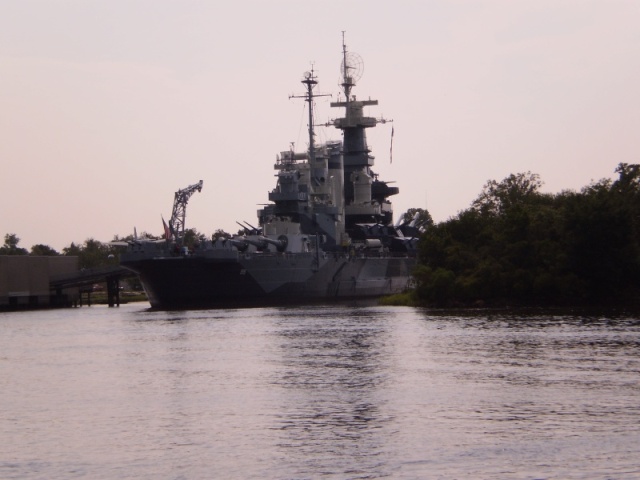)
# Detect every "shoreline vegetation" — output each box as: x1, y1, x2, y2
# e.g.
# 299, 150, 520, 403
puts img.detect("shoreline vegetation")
3, 163, 639, 310
407, 163, 640, 309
